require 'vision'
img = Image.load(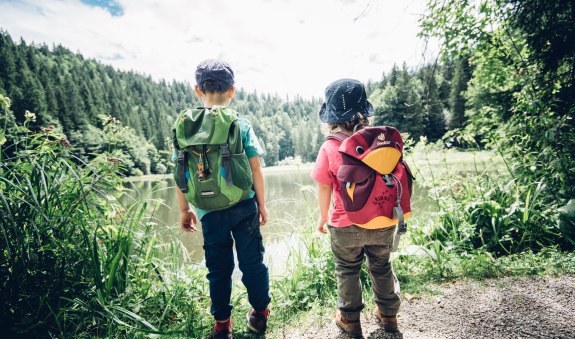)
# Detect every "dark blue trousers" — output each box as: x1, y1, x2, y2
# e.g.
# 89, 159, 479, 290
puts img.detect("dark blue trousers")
201, 198, 271, 320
